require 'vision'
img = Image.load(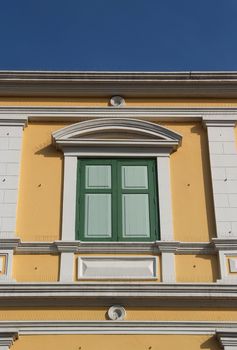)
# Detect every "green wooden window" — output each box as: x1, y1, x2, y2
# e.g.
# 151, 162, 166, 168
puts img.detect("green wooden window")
76, 159, 159, 241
